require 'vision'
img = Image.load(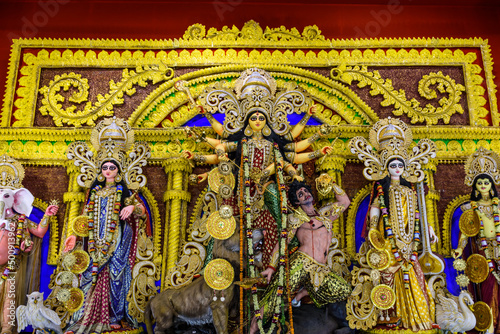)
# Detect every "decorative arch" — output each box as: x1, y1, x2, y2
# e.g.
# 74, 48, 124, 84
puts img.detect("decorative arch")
441, 194, 470, 256
346, 184, 372, 258
129, 64, 378, 129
